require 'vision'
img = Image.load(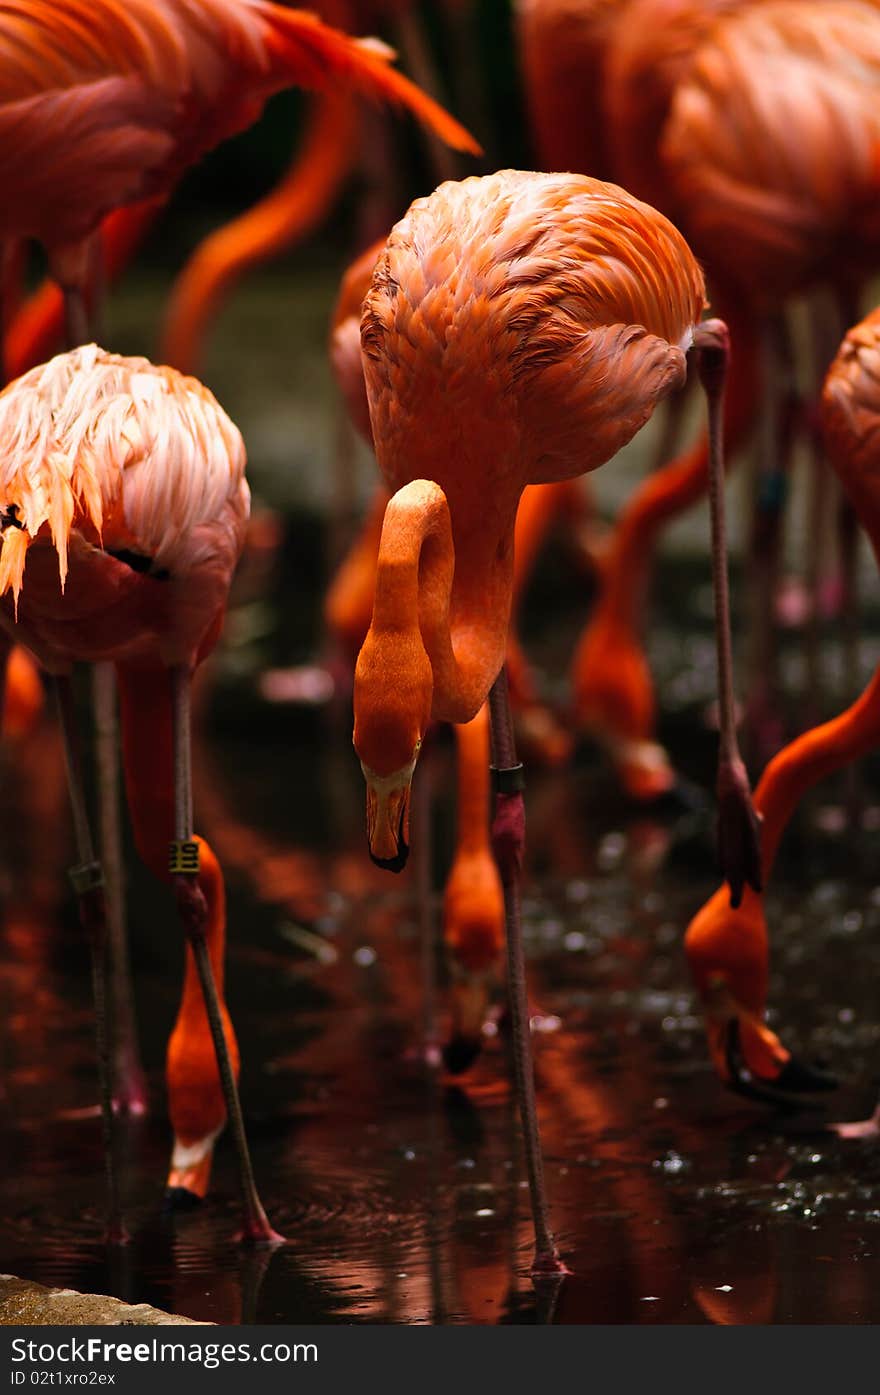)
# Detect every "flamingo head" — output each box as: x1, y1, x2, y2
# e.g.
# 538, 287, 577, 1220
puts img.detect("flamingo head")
441, 848, 504, 1074
353, 628, 433, 872
684, 887, 836, 1104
